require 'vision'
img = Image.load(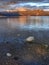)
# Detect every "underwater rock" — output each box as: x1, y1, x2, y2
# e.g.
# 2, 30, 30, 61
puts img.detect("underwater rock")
44, 44, 48, 48
6, 53, 12, 57
26, 36, 34, 42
